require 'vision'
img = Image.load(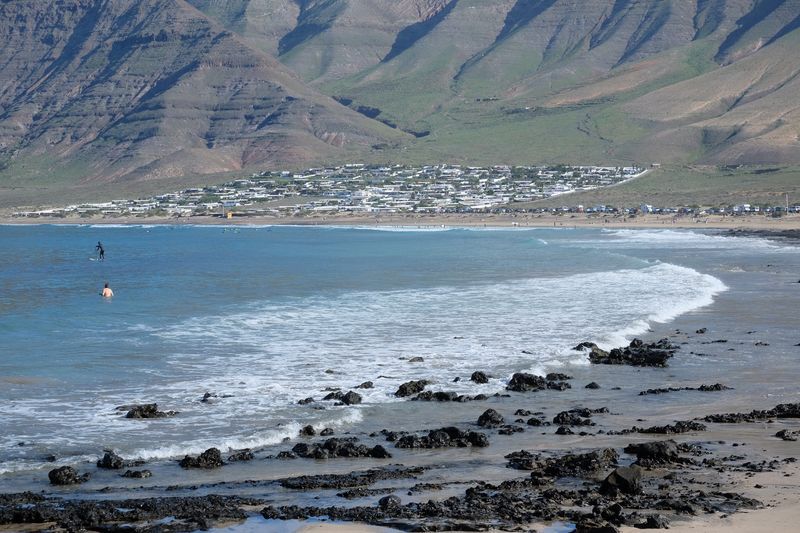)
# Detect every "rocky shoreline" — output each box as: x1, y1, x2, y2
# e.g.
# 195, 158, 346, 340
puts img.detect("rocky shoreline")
1, 333, 798, 533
